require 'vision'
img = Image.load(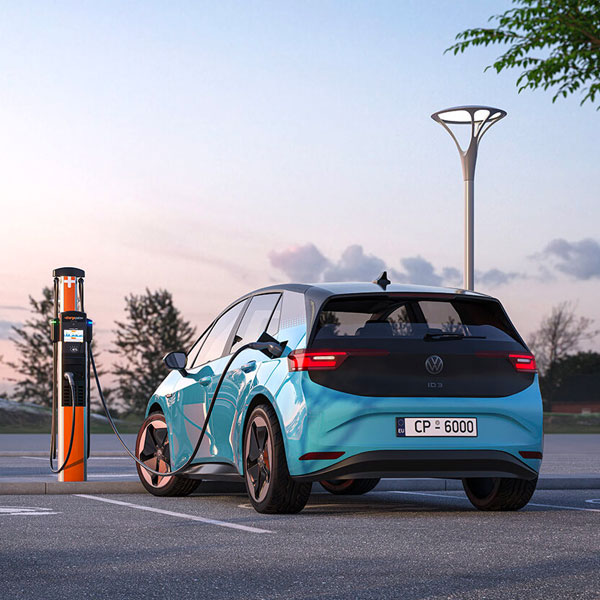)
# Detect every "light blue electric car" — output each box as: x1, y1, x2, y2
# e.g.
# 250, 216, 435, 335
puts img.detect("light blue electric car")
135, 277, 543, 513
